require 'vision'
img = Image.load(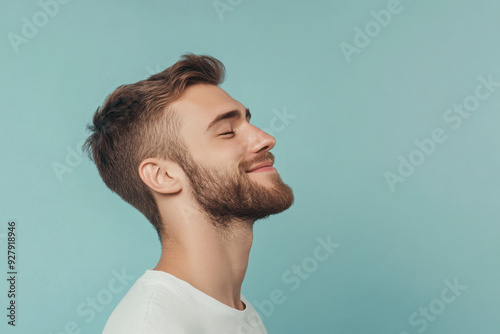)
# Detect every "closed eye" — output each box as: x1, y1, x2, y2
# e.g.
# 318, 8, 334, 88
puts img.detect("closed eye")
219, 131, 234, 136
218, 114, 250, 137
